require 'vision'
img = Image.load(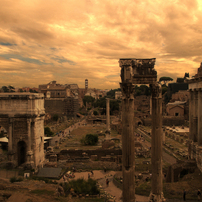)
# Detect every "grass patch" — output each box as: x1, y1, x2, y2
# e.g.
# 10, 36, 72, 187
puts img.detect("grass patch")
30, 189, 54, 196
61, 178, 100, 197
135, 182, 151, 196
